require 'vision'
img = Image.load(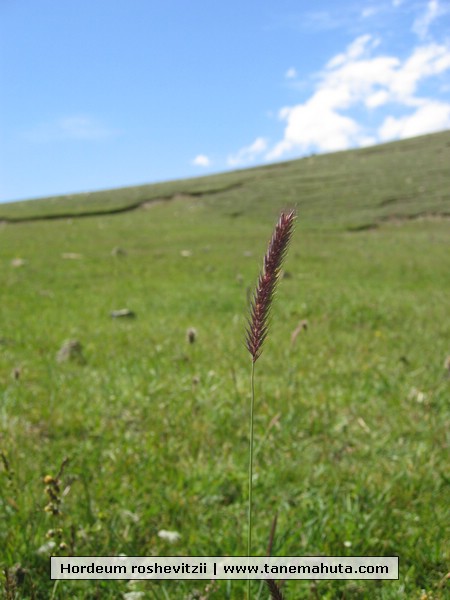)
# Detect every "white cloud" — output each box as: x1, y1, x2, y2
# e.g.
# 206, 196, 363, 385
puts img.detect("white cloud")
227, 137, 268, 167
361, 7, 377, 18
390, 43, 450, 101
413, 0, 442, 40
285, 67, 297, 79
327, 34, 377, 68
365, 89, 390, 108
267, 103, 361, 159
266, 34, 450, 159
192, 154, 211, 167
379, 99, 450, 140
24, 115, 118, 142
